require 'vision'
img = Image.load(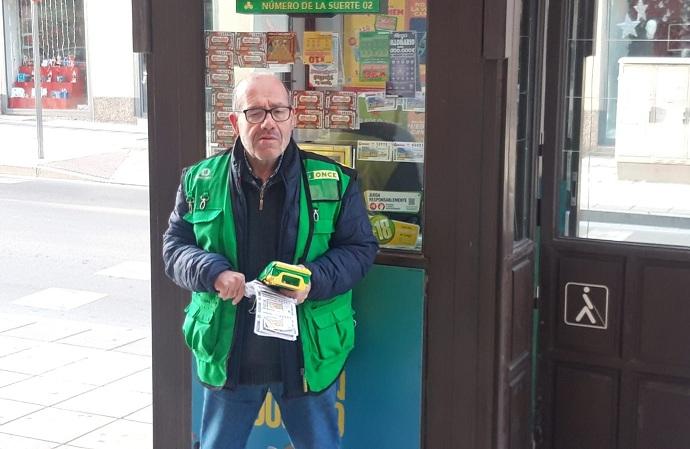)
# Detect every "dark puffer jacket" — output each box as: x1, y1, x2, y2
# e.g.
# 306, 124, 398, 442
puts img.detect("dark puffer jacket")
162, 138, 378, 396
